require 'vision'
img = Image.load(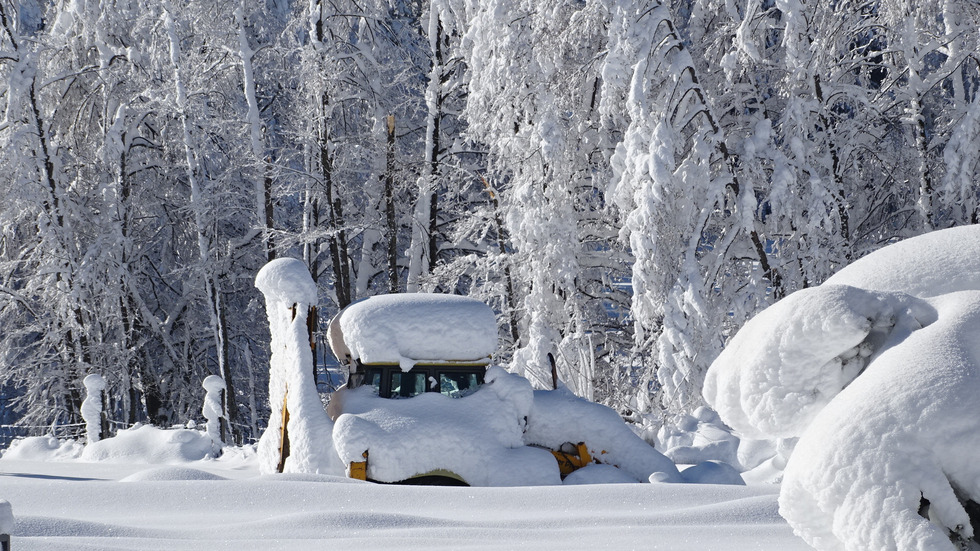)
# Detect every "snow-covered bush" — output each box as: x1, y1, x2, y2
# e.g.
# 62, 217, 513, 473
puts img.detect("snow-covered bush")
704, 226, 980, 550
80, 424, 213, 464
